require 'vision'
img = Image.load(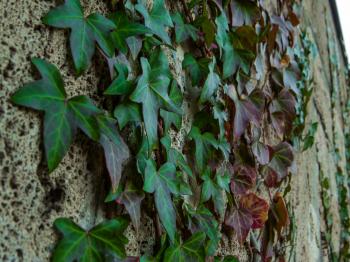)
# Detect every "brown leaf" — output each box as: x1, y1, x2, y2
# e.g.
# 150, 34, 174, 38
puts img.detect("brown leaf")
225, 206, 253, 243
272, 192, 289, 236
240, 193, 269, 228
